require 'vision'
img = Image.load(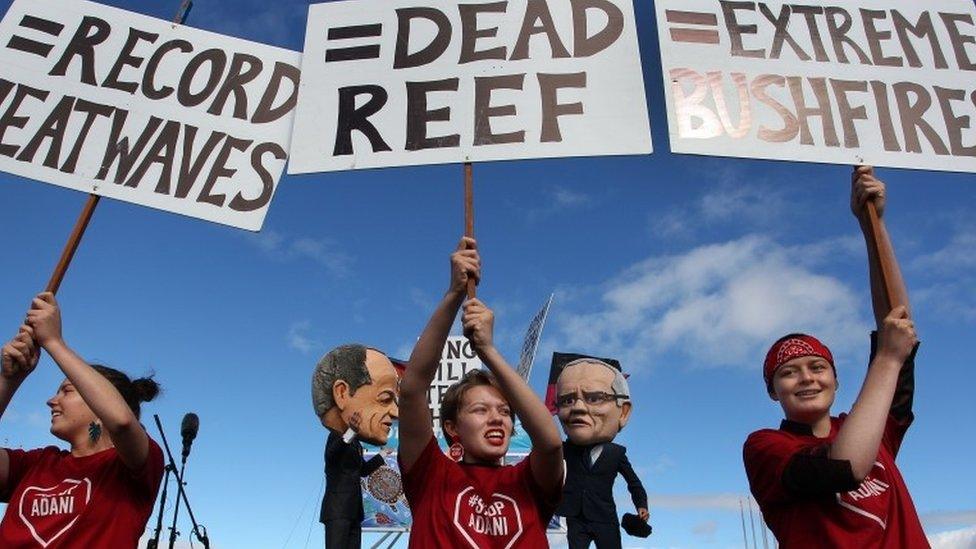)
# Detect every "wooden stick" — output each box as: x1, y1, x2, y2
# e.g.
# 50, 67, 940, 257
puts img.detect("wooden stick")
45, 194, 100, 294
43, 2, 192, 296
464, 162, 476, 299
863, 200, 900, 312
